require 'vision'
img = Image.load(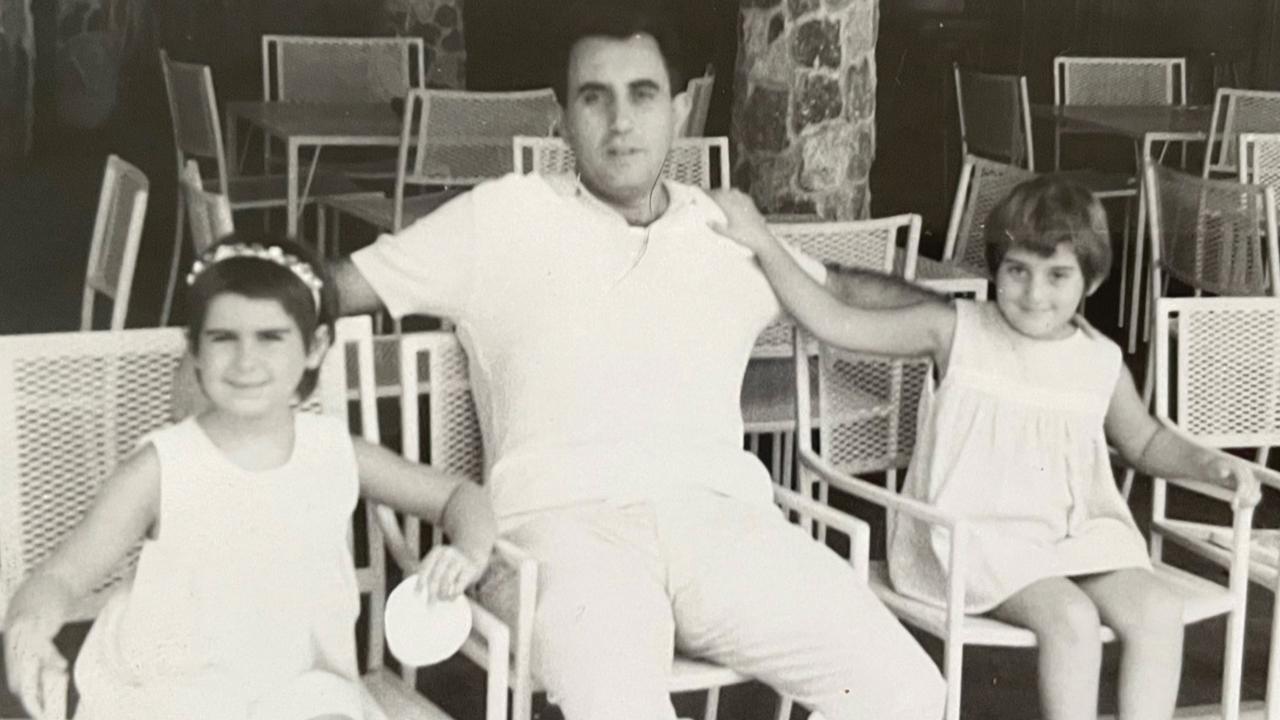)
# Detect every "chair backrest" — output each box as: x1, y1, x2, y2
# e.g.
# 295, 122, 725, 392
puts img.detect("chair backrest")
1053, 56, 1186, 107
752, 216, 922, 359
953, 63, 1034, 171
512, 135, 731, 190
263, 34, 425, 103
793, 325, 933, 495
159, 49, 230, 195
1152, 296, 1280, 451
943, 154, 1036, 277
681, 67, 715, 137
180, 159, 234, 255
82, 155, 149, 331
1205, 88, 1280, 178
1144, 161, 1280, 298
